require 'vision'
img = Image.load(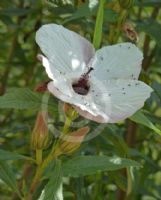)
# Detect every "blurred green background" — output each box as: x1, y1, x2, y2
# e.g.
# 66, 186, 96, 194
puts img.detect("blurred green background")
0, 0, 161, 200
